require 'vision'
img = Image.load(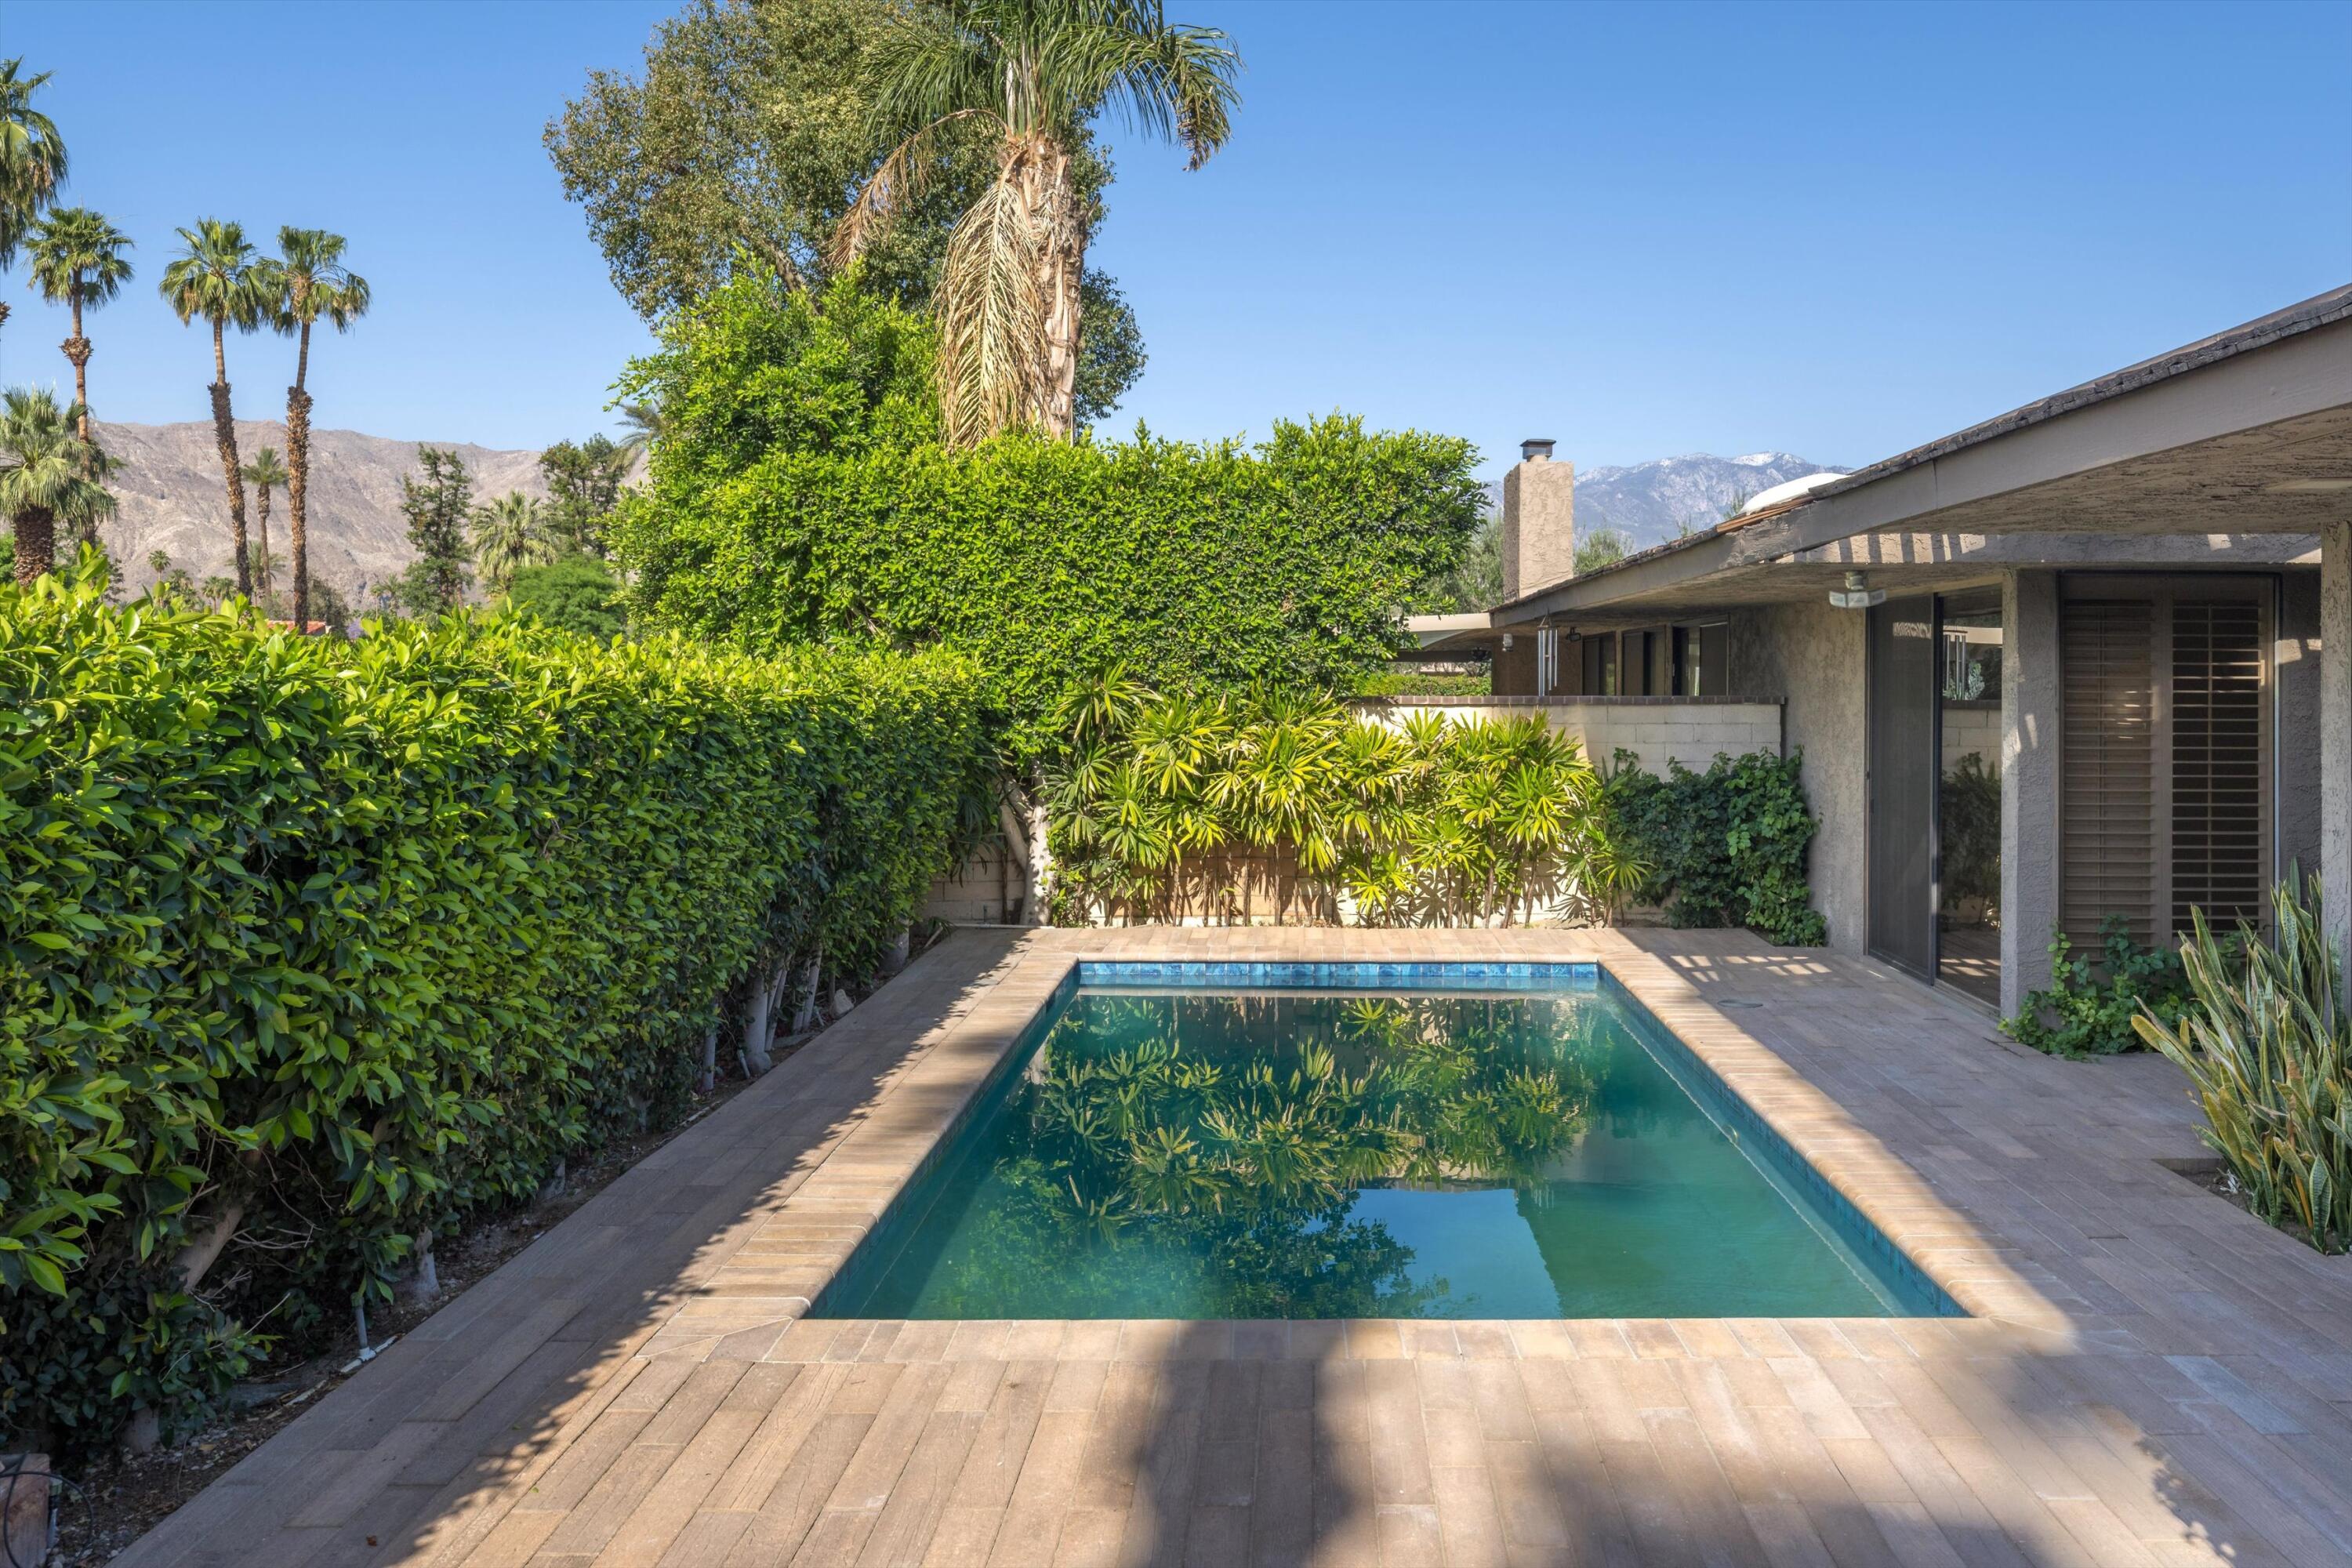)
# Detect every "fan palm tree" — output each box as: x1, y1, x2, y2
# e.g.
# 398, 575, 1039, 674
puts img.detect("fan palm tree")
470, 490, 556, 594
25, 208, 133, 448
158, 220, 277, 598
2, 387, 112, 588
270, 227, 369, 628
834, 0, 1238, 445
0, 60, 69, 334
239, 445, 289, 610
